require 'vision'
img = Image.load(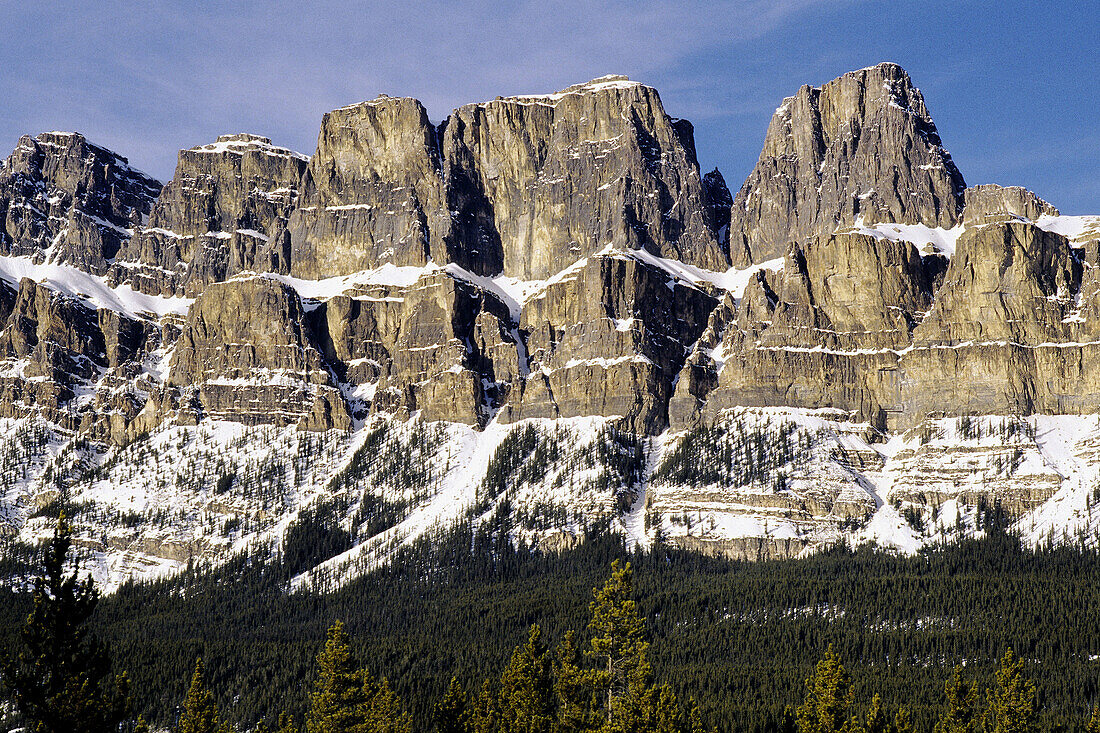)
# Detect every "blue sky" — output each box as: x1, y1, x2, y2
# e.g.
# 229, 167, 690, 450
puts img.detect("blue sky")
2, 1, 1096, 212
